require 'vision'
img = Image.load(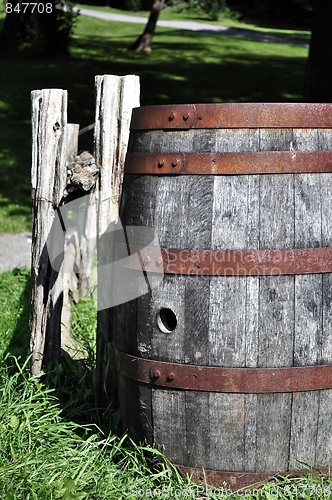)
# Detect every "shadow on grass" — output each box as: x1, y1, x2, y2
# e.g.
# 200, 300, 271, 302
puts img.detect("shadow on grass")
3, 268, 31, 358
